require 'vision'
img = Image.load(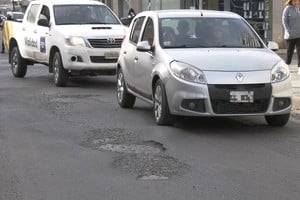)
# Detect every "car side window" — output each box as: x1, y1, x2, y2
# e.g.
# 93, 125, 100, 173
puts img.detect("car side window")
26, 4, 40, 24
141, 18, 154, 46
39, 5, 50, 21
129, 16, 145, 44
